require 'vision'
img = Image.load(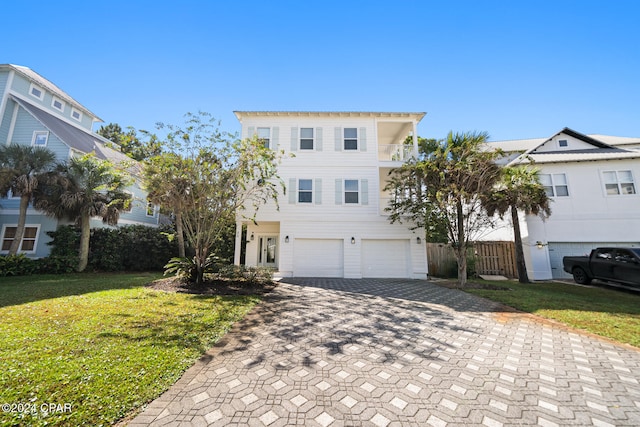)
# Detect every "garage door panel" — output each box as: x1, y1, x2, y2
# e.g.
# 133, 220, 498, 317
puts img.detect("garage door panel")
362, 239, 410, 278
294, 239, 343, 277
